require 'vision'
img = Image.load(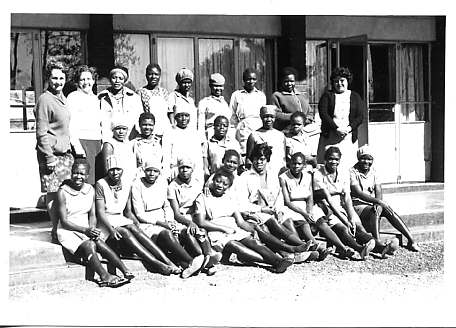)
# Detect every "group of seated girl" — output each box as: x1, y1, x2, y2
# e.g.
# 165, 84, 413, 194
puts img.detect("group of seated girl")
56, 101, 419, 288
